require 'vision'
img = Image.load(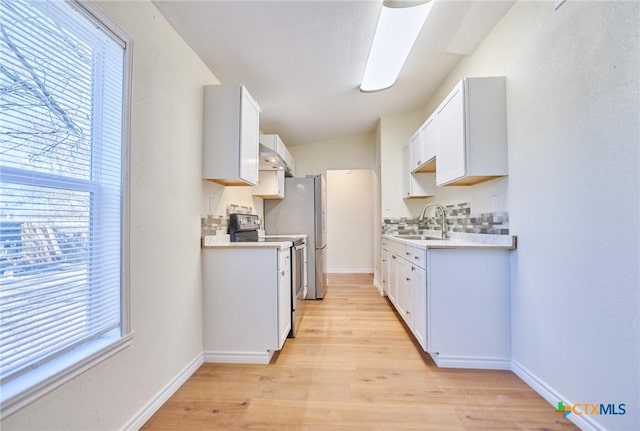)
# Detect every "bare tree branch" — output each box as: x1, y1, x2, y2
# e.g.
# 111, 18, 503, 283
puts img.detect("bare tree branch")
0, 22, 85, 142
